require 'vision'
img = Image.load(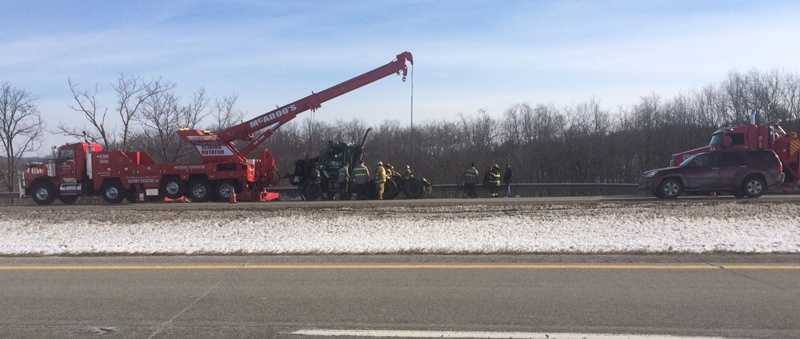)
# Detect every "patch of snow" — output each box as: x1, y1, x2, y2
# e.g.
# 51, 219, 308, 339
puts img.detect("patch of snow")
0, 202, 798, 255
